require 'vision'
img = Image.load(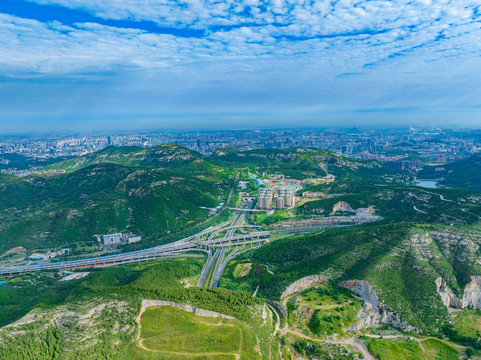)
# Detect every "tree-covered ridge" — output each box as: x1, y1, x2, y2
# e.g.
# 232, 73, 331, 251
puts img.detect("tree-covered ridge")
420, 153, 481, 191
0, 258, 274, 360
46, 144, 225, 179
249, 223, 481, 333
48, 144, 391, 181
0, 144, 399, 254
211, 146, 393, 181
300, 185, 481, 224
45, 145, 142, 173
0, 163, 226, 253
